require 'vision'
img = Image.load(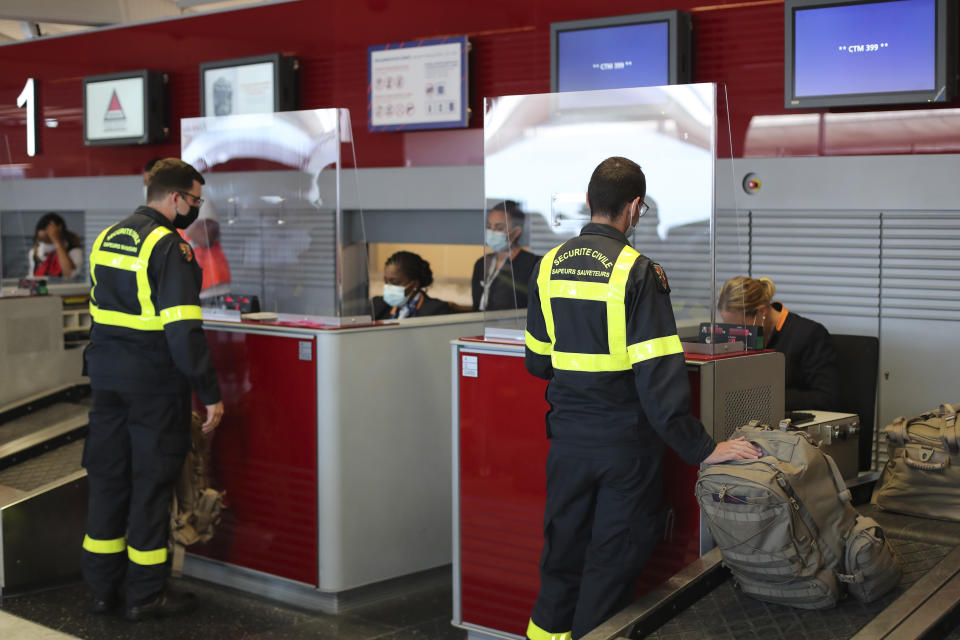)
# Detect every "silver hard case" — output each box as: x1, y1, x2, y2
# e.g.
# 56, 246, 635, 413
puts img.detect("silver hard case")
791, 410, 861, 480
